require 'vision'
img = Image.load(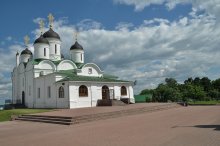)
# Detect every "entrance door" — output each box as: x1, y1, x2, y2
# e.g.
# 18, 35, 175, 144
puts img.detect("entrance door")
22, 91, 25, 105
102, 85, 110, 99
